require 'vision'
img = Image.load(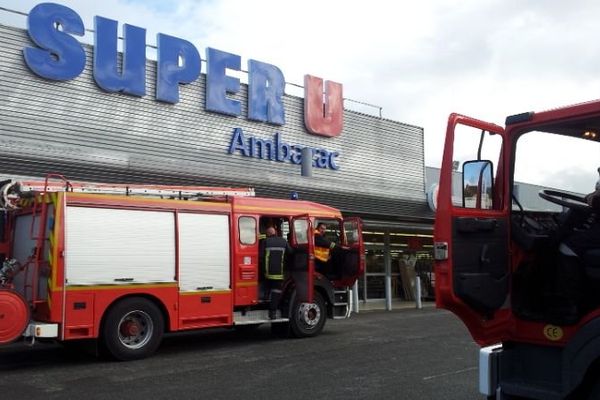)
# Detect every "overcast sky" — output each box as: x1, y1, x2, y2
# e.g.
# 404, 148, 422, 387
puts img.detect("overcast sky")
2, 0, 600, 189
